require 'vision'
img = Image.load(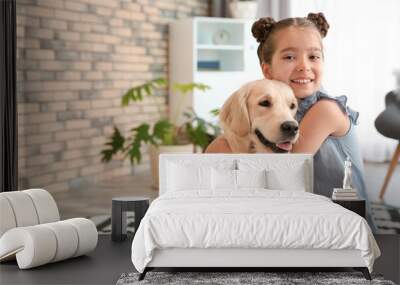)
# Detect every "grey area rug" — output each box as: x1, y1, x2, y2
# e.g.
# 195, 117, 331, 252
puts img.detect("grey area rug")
116, 272, 395, 285
371, 202, 400, 234
90, 212, 136, 235
90, 202, 400, 235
